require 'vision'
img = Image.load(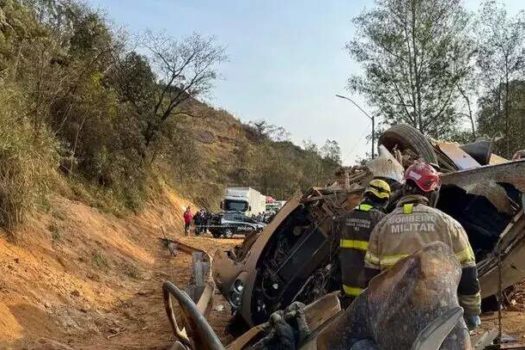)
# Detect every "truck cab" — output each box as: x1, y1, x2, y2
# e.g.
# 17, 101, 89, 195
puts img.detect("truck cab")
223, 198, 250, 213
222, 187, 266, 218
